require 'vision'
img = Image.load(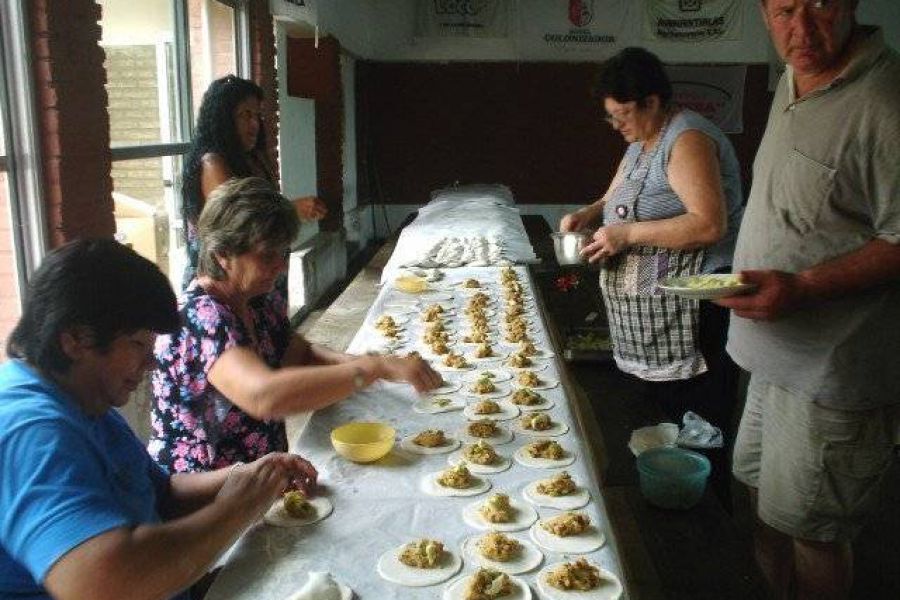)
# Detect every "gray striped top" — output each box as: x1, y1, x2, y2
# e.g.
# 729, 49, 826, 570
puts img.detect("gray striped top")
608, 109, 744, 273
